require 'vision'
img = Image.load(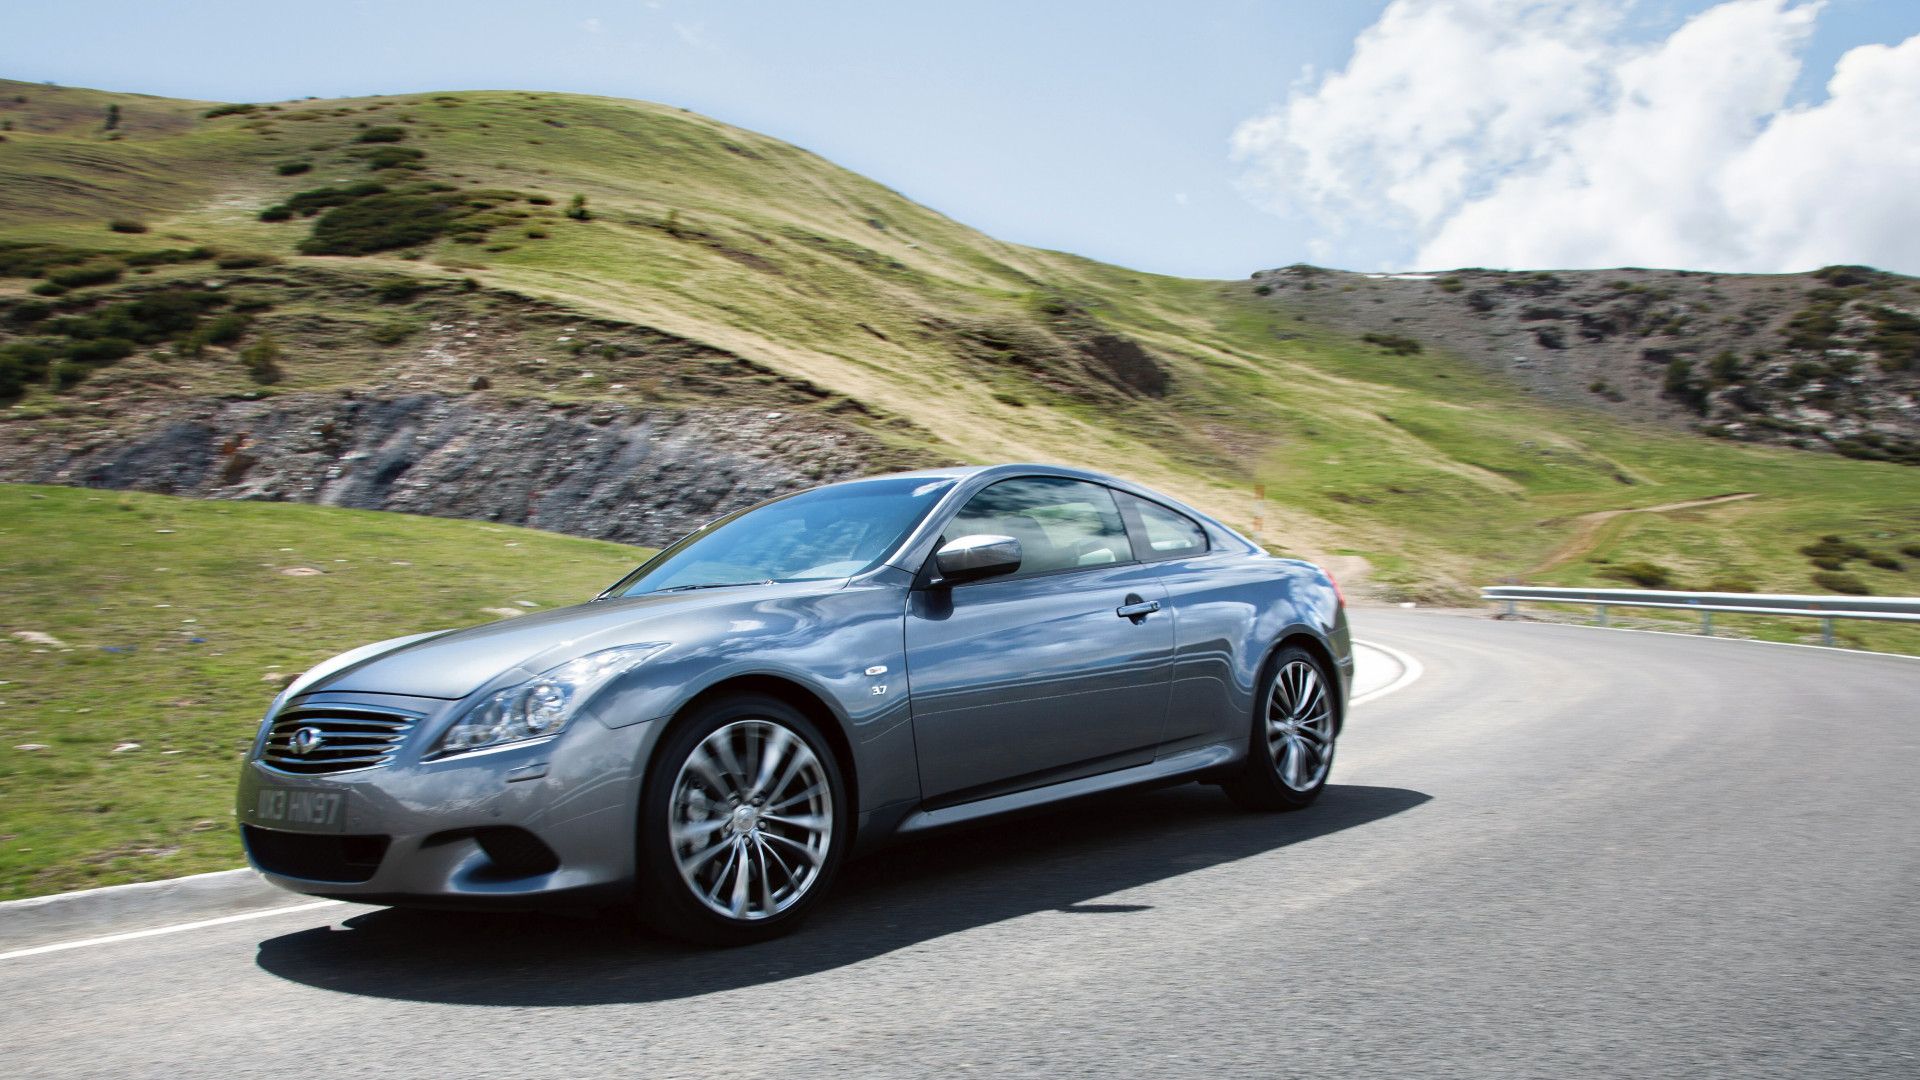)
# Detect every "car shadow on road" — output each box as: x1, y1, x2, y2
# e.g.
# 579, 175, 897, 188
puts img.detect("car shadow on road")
255, 782, 1428, 1005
